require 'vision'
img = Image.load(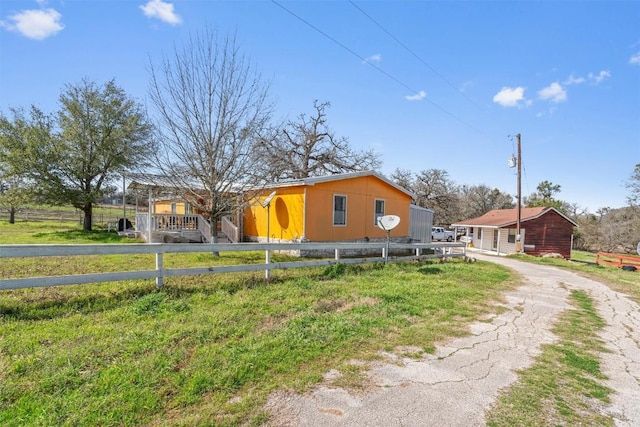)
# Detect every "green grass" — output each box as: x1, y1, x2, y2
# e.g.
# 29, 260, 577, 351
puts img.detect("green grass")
508, 251, 640, 303
0, 220, 133, 244
485, 290, 613, 426
0, 220, 517, 426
